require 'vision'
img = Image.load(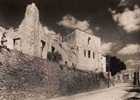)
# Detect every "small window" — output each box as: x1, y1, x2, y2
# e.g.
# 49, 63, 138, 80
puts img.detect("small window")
88, 50, 91, 58
84, 50, 86, 57
13, 38, 21, 51
88, 37, 91, 44
93, 52, 95, 59
13, 38, 20, 45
